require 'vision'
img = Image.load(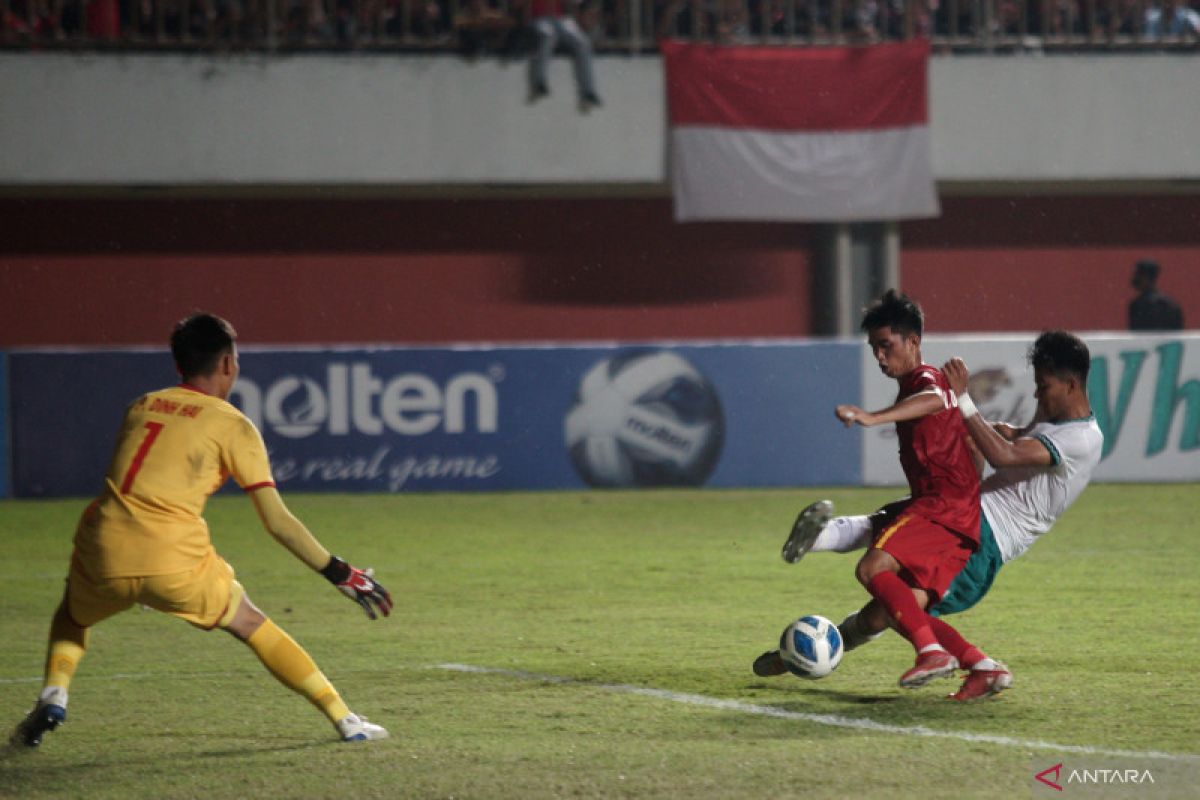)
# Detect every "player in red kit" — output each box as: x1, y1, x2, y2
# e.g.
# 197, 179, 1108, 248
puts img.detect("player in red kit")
758, 290, 1004, 695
